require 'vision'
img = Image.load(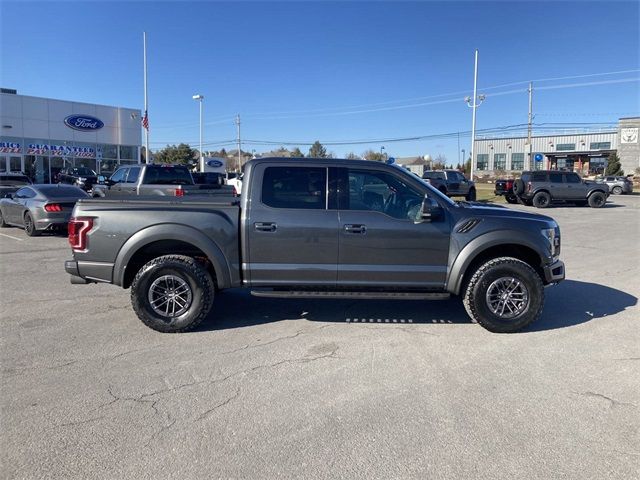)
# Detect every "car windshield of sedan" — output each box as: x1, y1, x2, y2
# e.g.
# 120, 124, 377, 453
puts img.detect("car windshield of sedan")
37, 186, 90, 198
